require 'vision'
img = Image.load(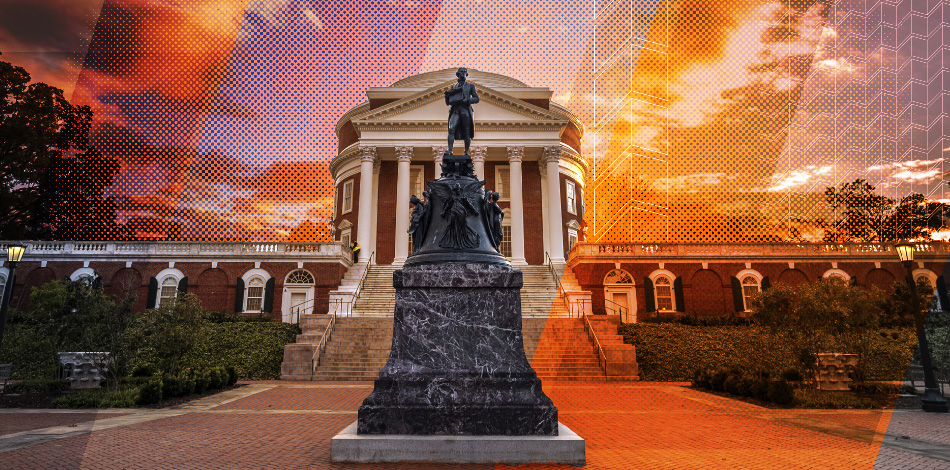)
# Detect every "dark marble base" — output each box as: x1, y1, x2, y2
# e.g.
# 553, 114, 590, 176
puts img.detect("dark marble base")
357, 264, 558, 436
